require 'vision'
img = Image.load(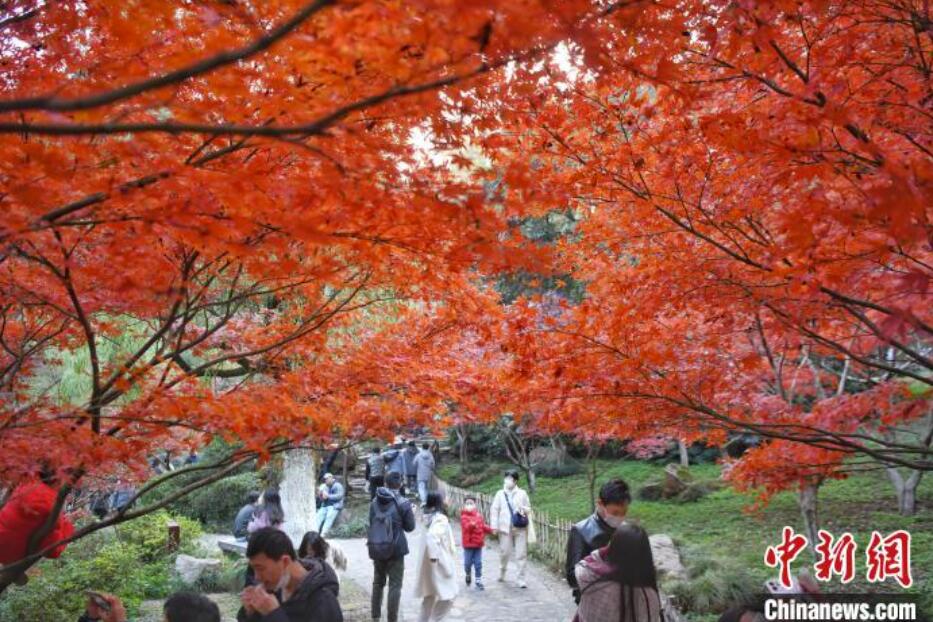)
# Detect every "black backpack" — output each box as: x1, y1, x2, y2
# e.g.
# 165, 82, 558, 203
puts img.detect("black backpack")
367, 496, 399, 561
